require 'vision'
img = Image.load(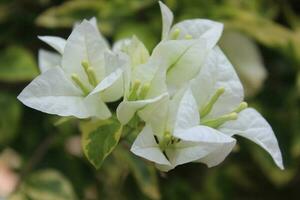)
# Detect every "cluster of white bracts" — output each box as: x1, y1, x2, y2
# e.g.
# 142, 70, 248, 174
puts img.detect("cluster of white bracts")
18, 2, 283, 171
